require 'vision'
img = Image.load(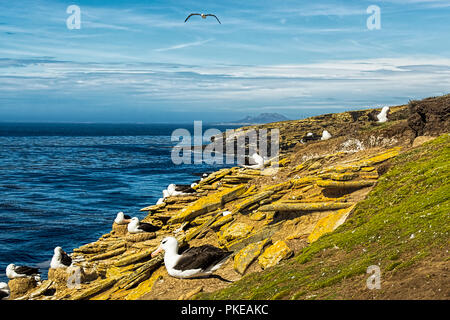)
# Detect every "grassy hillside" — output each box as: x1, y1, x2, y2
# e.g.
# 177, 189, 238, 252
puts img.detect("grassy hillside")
200, 133, 450, 300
